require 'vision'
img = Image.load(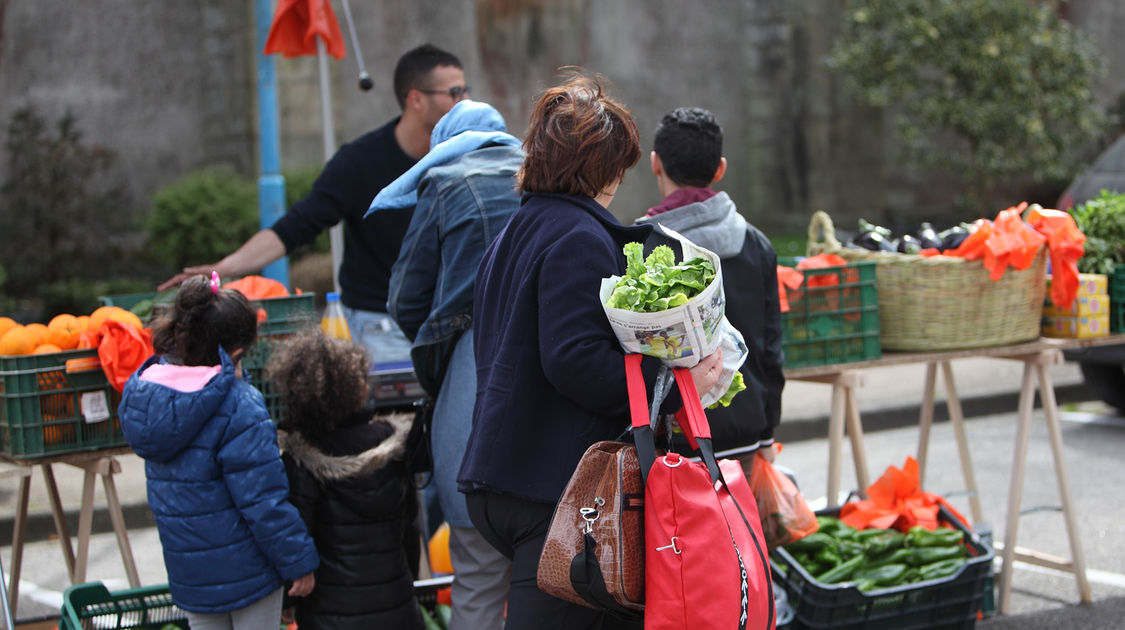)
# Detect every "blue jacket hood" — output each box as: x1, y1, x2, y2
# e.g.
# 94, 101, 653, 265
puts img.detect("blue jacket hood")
367, 100, 521, 213
119, 349, 234, 463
